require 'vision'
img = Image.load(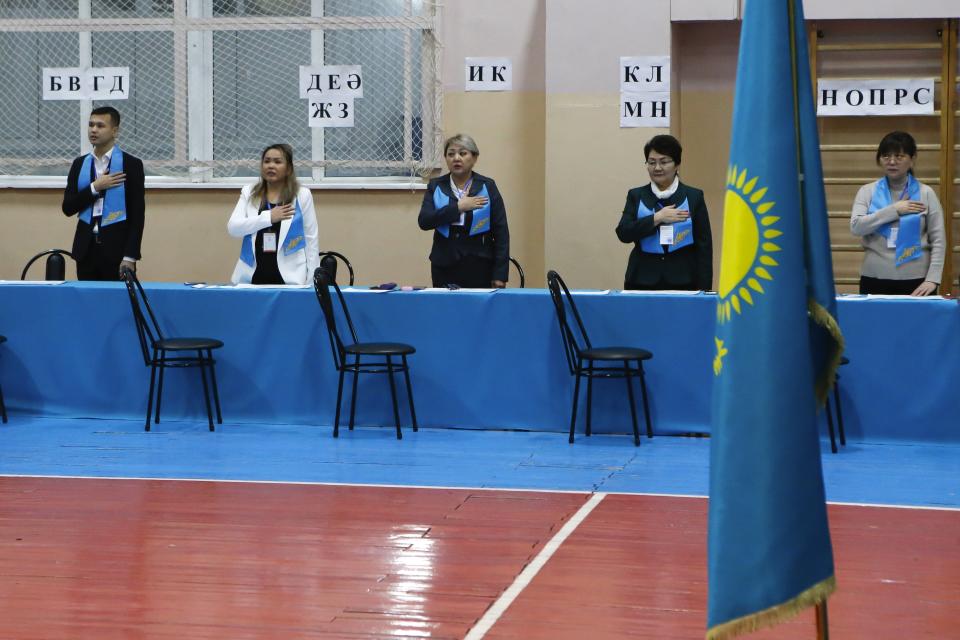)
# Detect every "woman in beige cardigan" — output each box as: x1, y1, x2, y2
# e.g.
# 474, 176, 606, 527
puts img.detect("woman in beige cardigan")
850, 131, 945, 296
